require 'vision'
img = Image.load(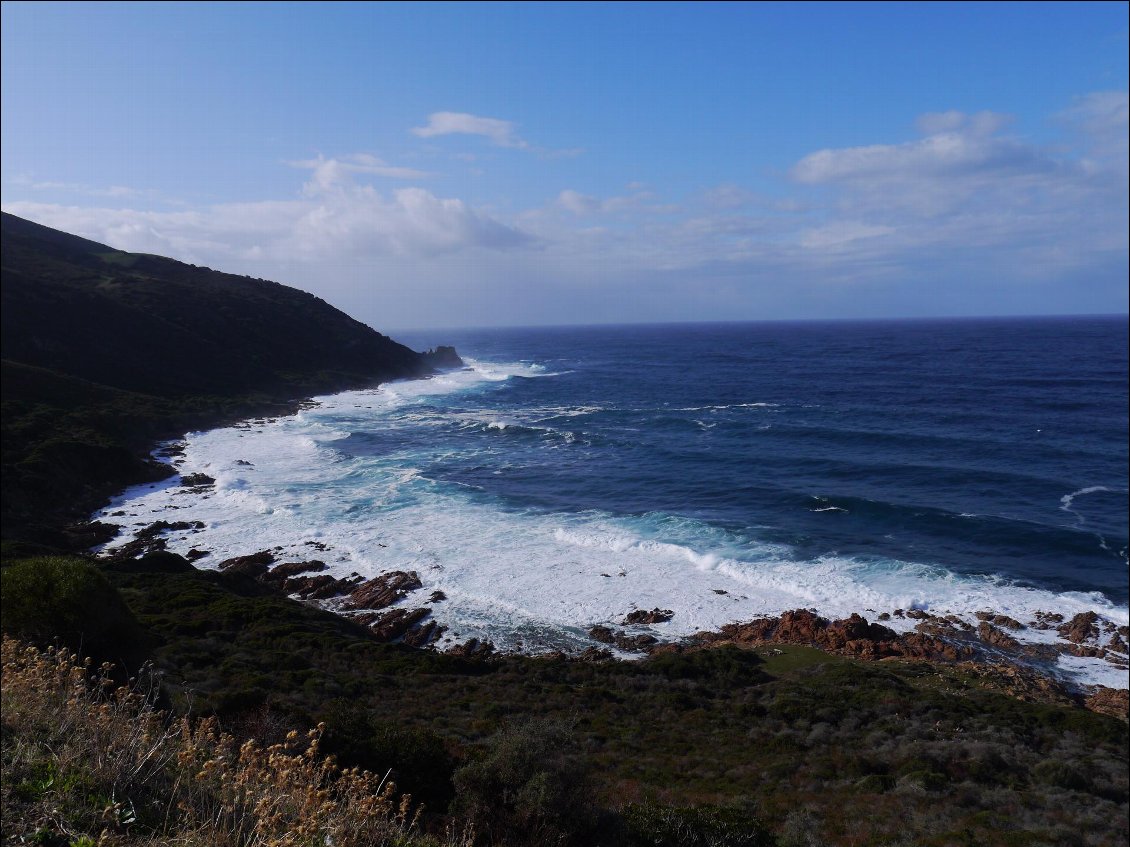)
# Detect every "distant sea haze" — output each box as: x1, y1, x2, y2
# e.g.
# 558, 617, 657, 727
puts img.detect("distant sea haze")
98, 316, 1130, 688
